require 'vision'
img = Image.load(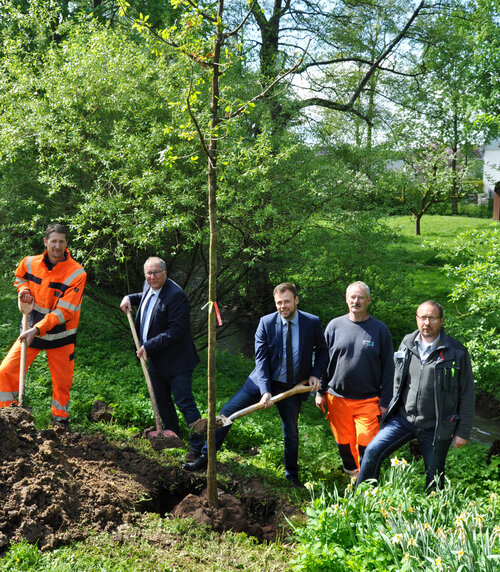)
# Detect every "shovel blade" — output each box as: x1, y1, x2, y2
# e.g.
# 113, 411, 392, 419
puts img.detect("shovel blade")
189, 415, 231, 434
